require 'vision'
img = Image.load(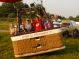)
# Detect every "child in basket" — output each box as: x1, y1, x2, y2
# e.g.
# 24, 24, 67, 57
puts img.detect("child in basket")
25, 19, 32, 33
